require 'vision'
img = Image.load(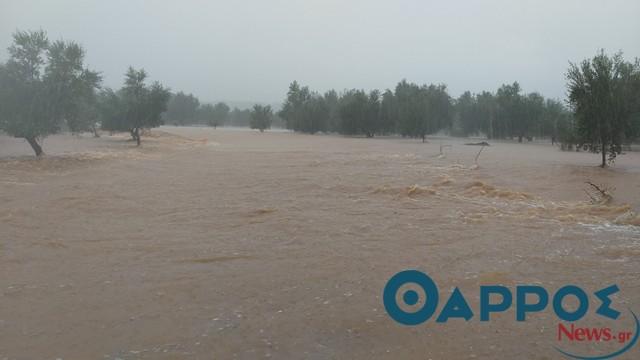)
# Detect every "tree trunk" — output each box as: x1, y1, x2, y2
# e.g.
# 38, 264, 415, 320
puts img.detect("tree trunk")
25, 136, 44, 157
601, 141, 607, 168
134, 128, 141, 146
